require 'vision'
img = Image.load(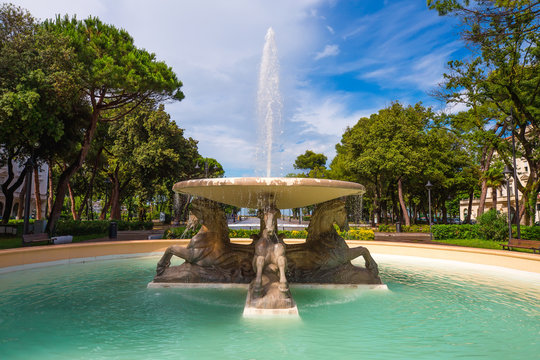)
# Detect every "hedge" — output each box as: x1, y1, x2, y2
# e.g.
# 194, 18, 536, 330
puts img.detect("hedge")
55, 220, 153, 236
432, 224, 540, 241
166, 227, 375, 241
432, 225, 480, 240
